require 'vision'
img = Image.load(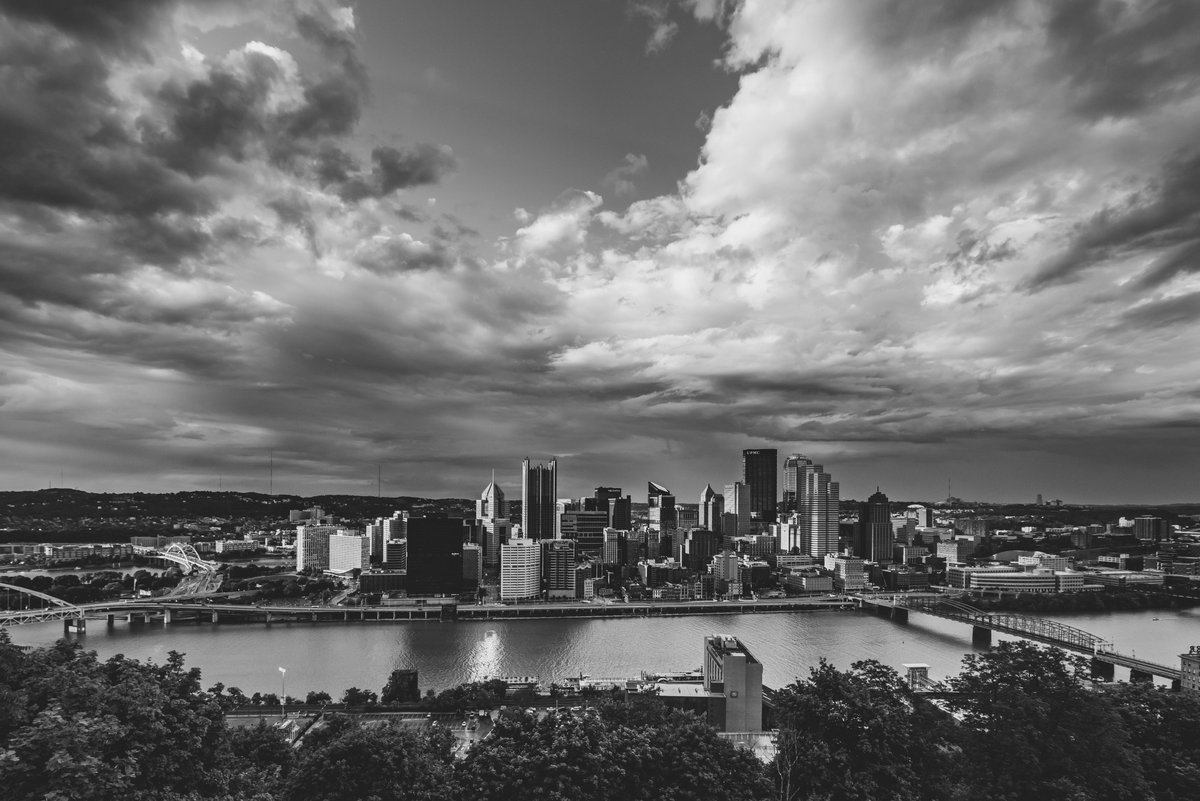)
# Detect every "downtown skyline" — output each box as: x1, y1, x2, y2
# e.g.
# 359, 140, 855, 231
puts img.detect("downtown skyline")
2, 1, 1200, 505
